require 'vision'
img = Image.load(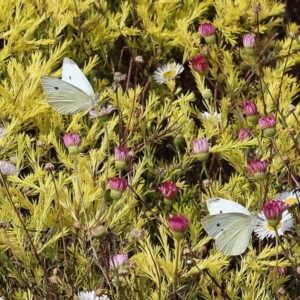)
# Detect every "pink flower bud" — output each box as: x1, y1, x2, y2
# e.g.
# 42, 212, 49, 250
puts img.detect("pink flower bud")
167, 215, 189, 240
263, 200, 288, 228
158, 182, 178, 200
110, 253, 129, 269
63, 133, 80, 155
238, 128, 253, 140
109, 177, 128, 200
242, 100, 258, 116
248, 159, 268, 180
199, 23, 216, 44
193, 138, 209, 161
114, 146, 130, 171
191, 55, 209, 75
243, 33, 256, 48
259, 115, 276, 137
